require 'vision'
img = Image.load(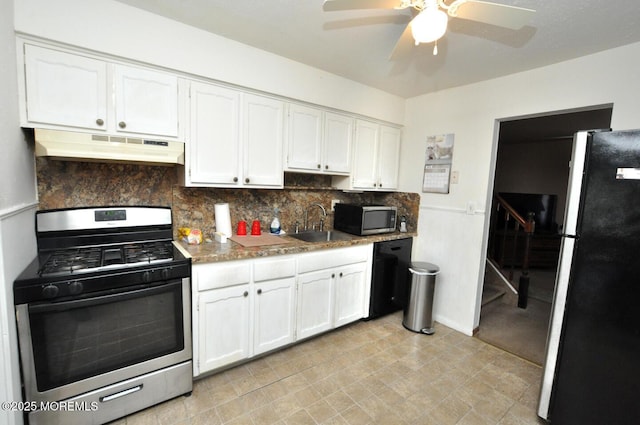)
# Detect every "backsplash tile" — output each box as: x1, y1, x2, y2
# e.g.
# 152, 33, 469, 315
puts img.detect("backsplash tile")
36, 160, 419, 239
